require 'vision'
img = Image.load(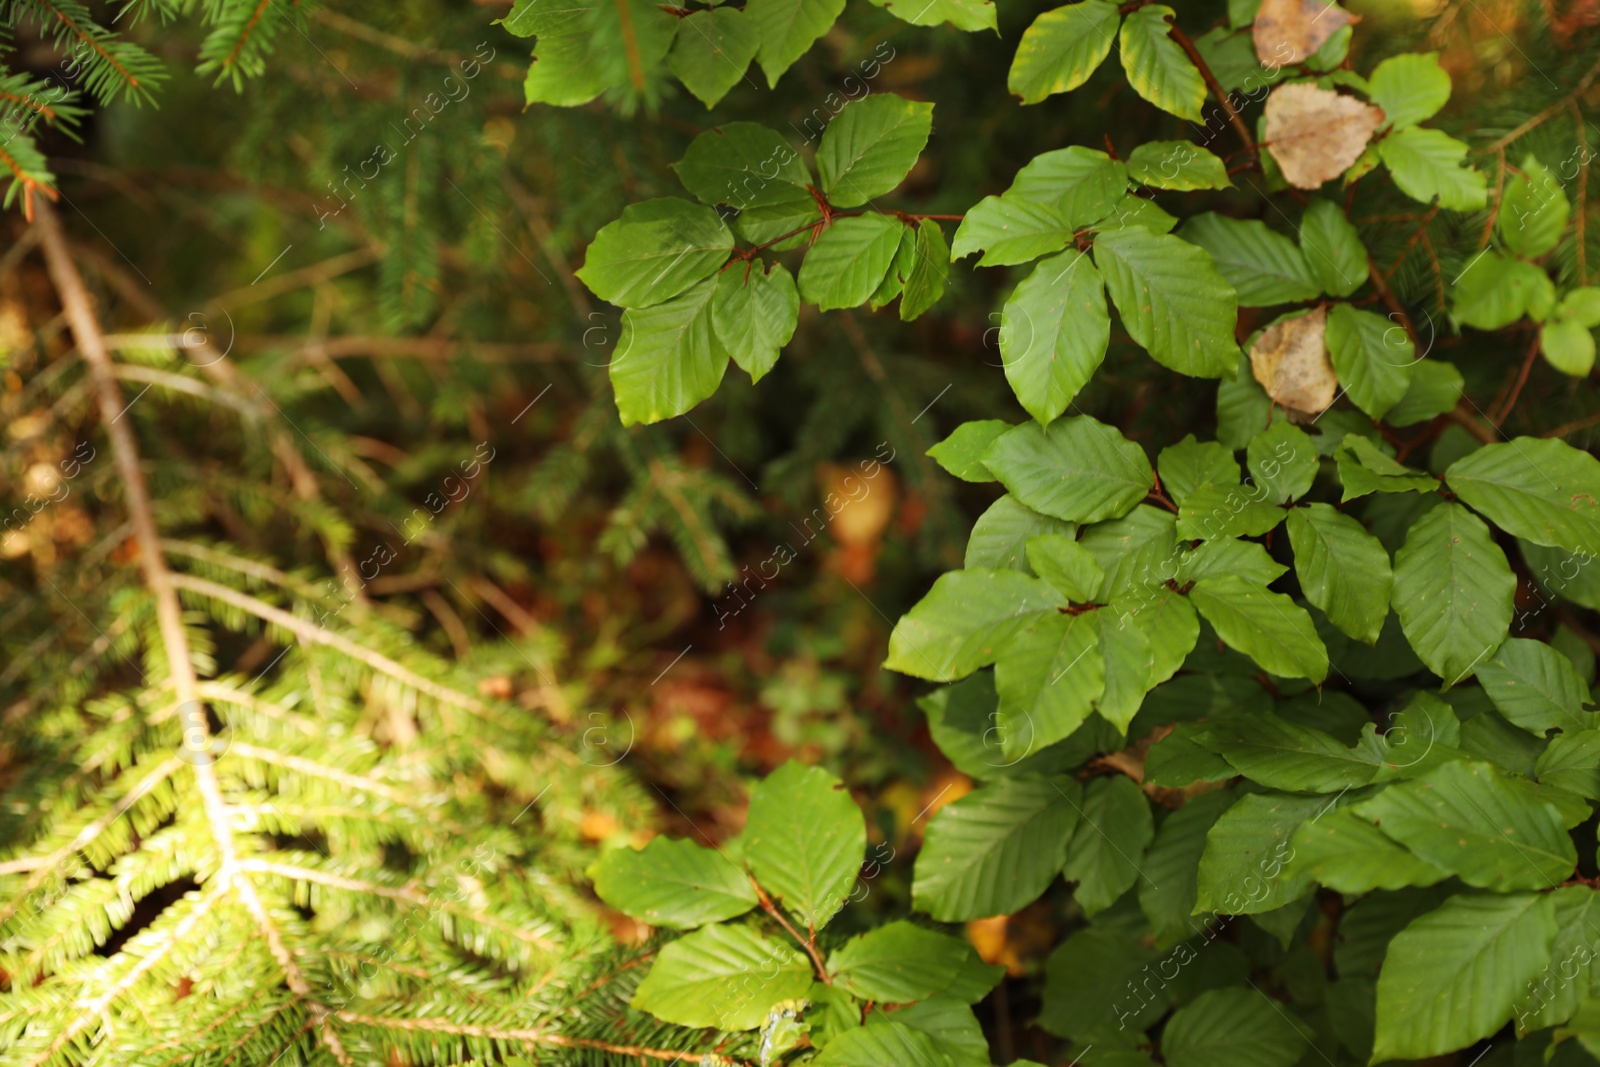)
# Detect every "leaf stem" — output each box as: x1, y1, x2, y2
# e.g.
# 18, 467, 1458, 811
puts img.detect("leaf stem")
753, 881, 831, 983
